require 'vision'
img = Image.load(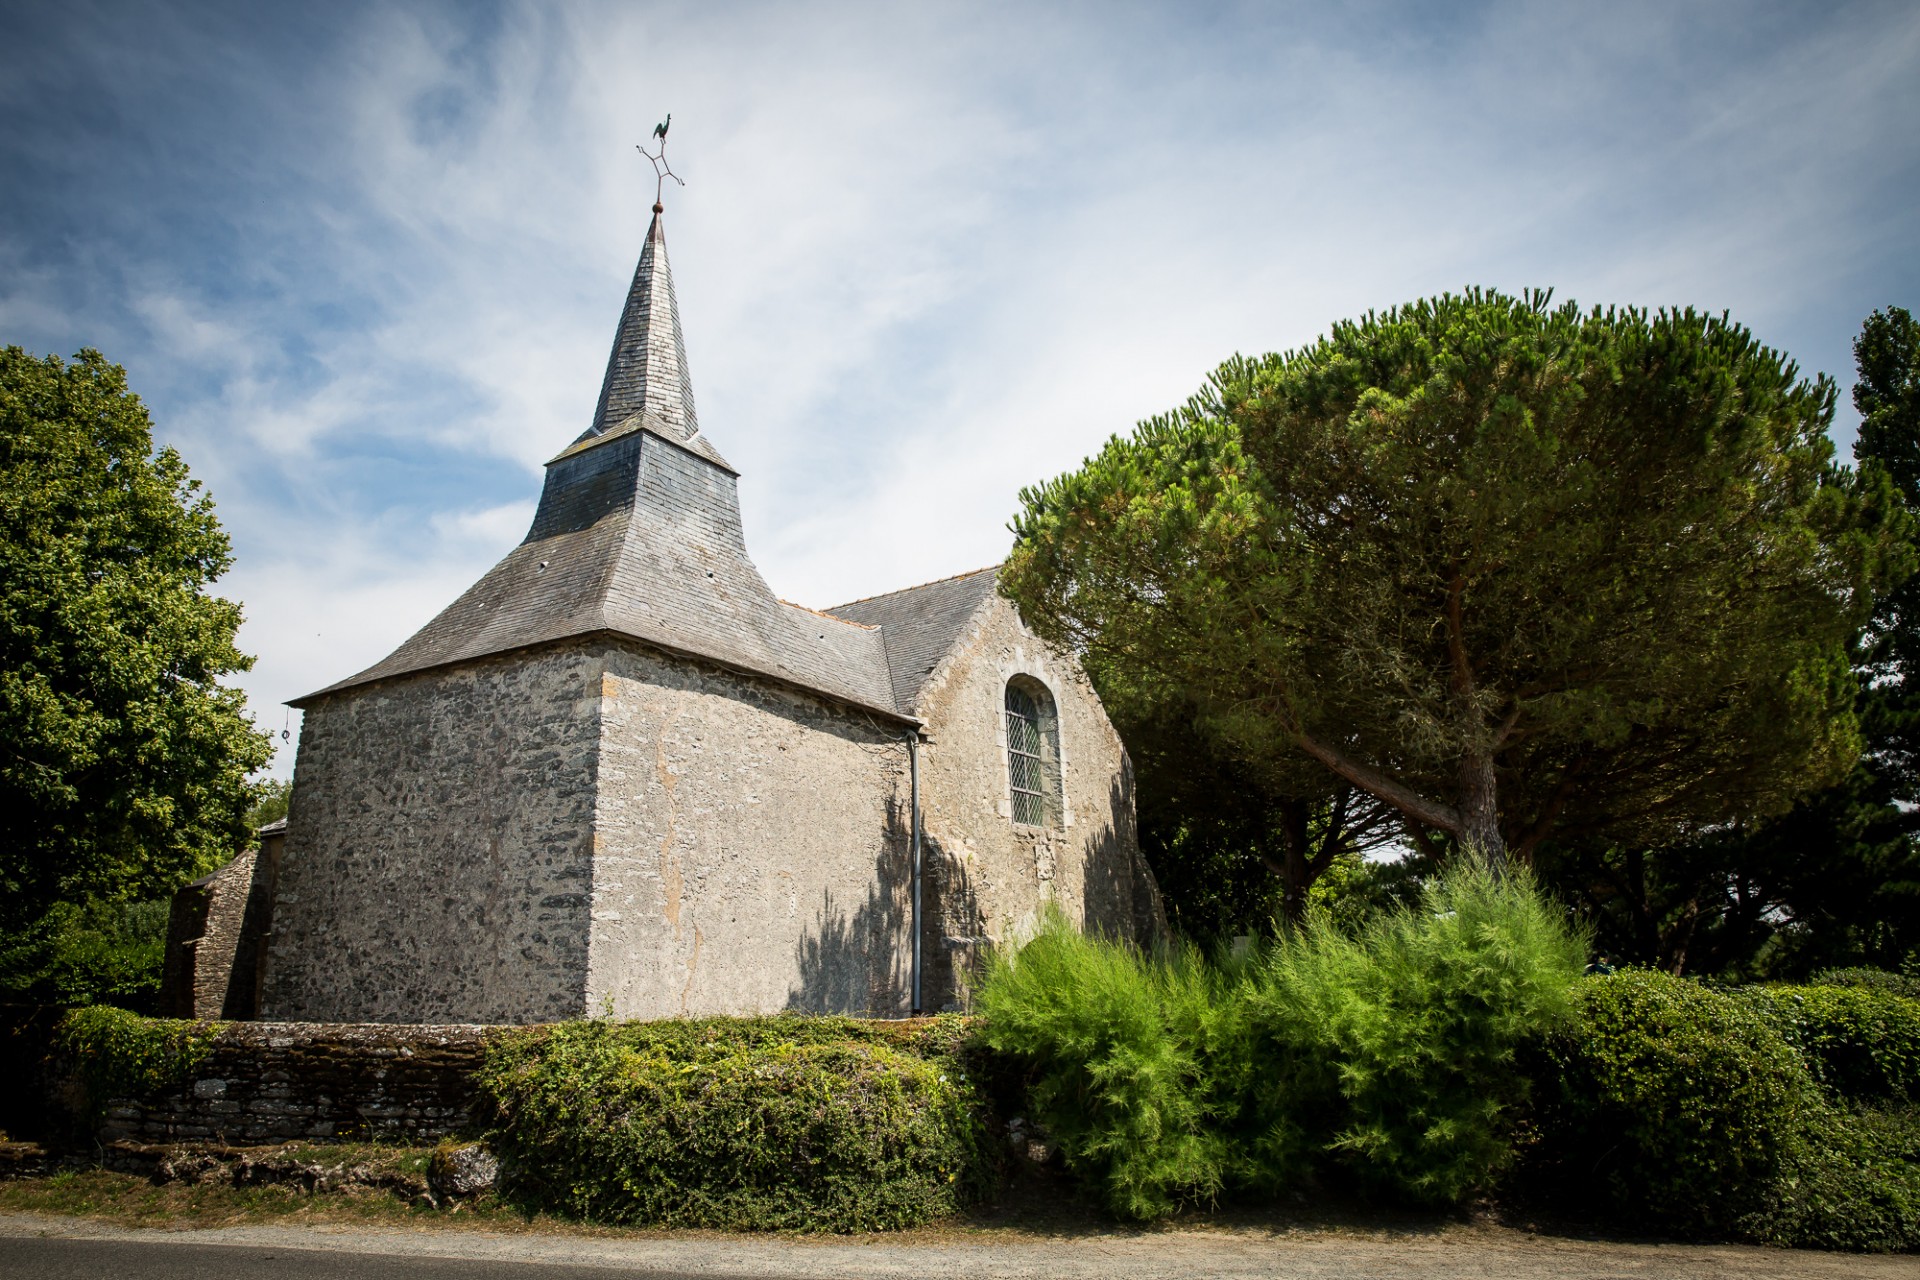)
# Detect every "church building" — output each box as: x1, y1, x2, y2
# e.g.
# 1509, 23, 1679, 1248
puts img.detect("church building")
252, 199, 1164, 1025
